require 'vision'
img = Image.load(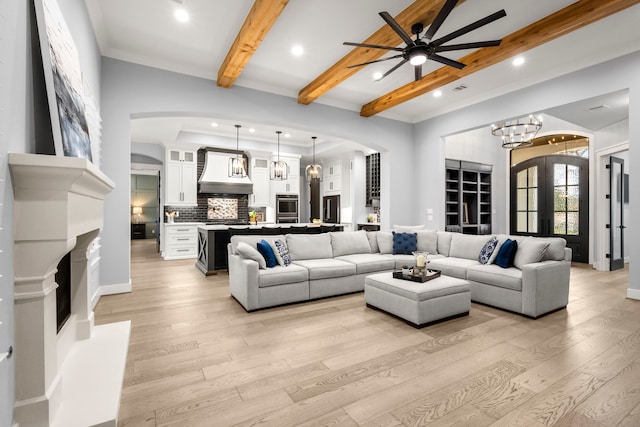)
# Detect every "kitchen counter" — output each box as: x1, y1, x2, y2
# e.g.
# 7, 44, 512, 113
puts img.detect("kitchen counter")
195, 223, 344, 275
